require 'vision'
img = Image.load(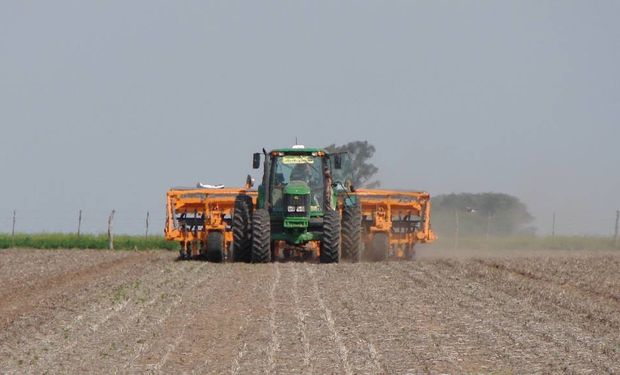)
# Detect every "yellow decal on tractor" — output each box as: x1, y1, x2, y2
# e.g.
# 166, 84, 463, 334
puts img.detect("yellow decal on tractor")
282, 155, 314, 164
